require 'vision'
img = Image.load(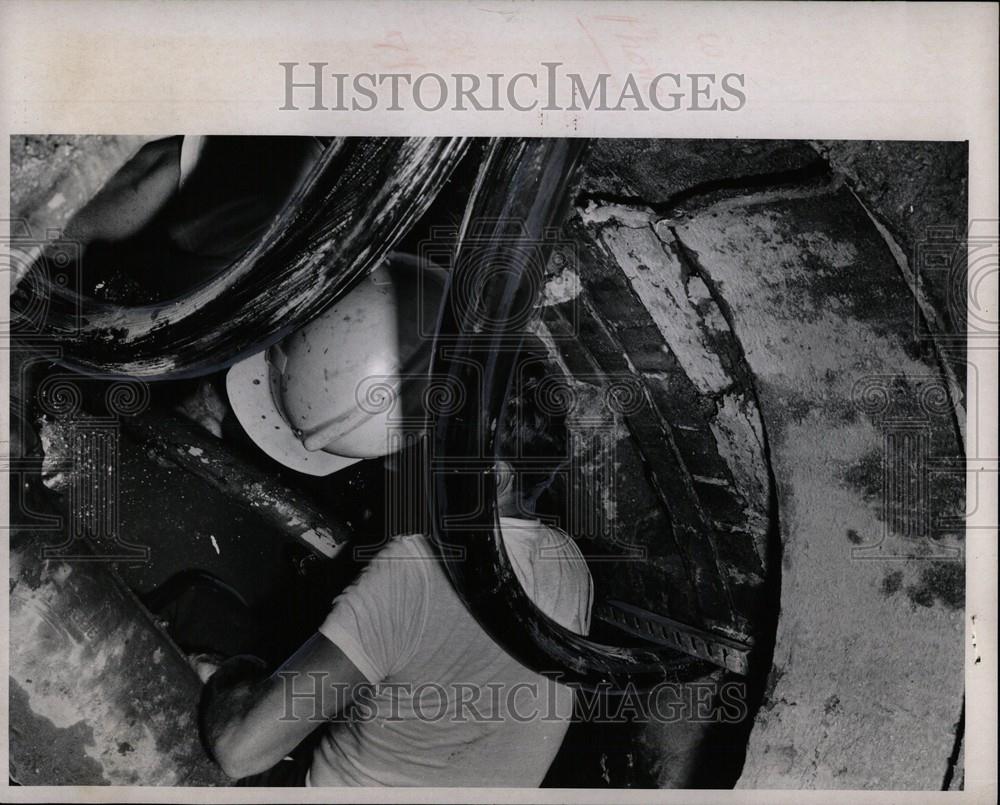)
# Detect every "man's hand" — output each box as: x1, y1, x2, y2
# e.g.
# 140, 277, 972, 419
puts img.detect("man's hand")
199, 633, 366, 780
188, 652, 225, 684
